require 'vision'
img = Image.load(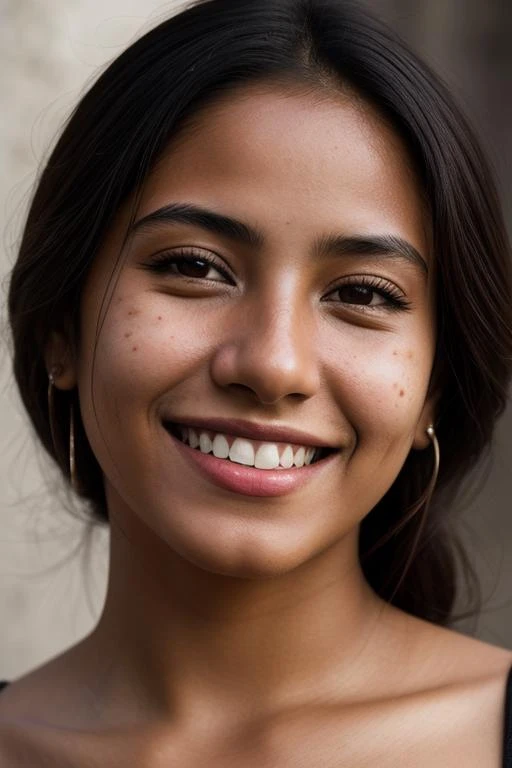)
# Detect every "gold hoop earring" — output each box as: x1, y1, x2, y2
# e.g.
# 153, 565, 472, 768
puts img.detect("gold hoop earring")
362, 424, 441, 562
425, 425, 440, 501
403, 424, 440, 523
48, 364, 63, 461
47, 365, 80, 494
371, 425, 441, 604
